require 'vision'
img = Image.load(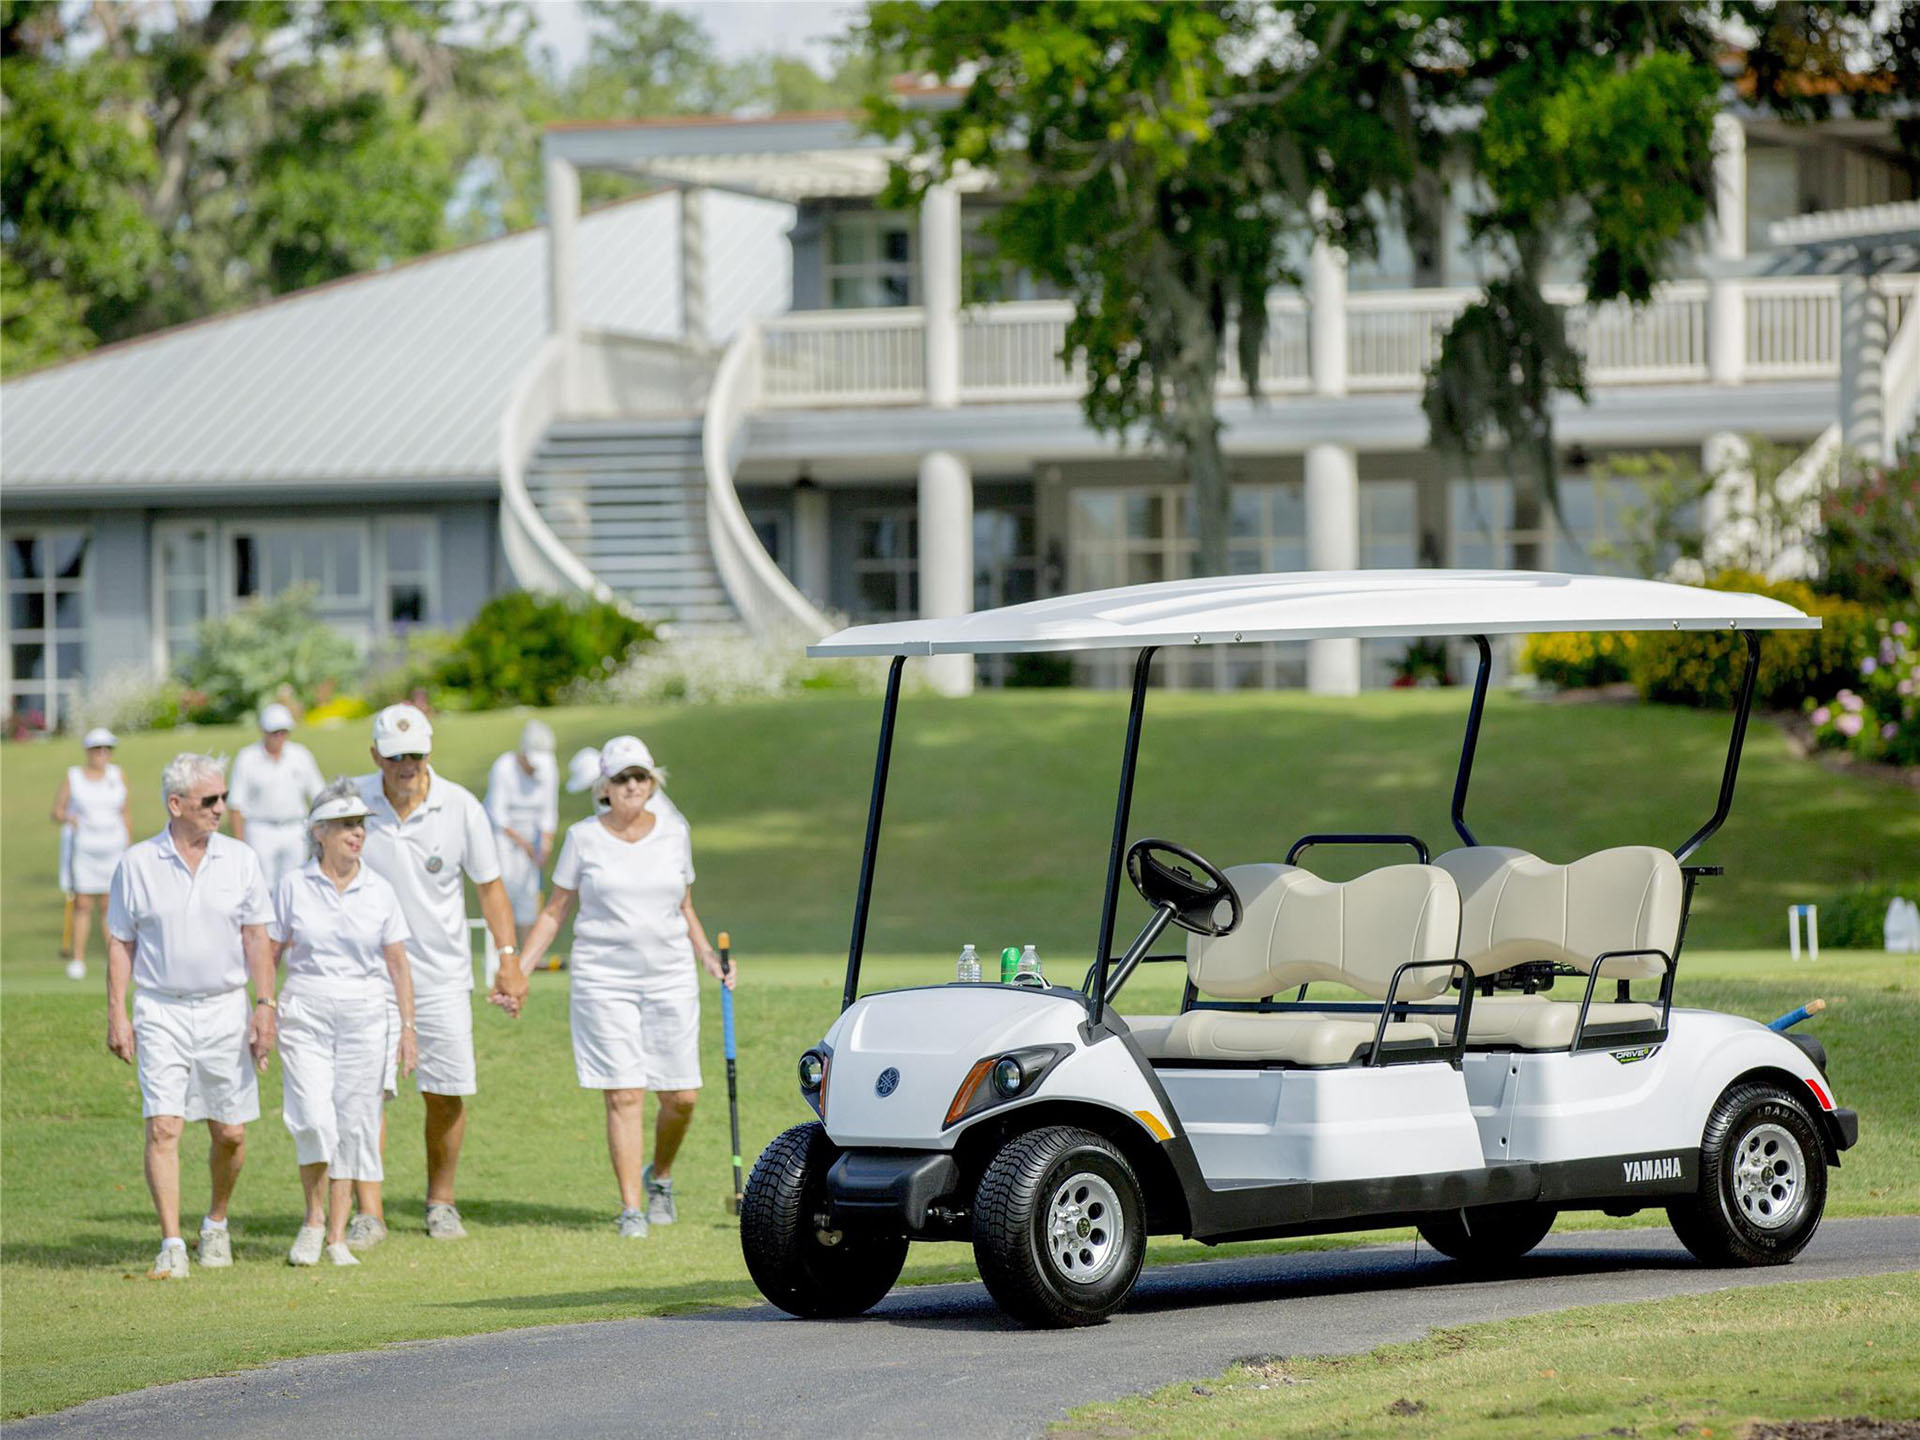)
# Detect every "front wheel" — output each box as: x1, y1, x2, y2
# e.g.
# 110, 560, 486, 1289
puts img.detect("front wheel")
972, 1126, 1146, 1328
740, 1123, 908, 1318
1417, 1202, 1558, 1266
1667, 1082, 1827, 1267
